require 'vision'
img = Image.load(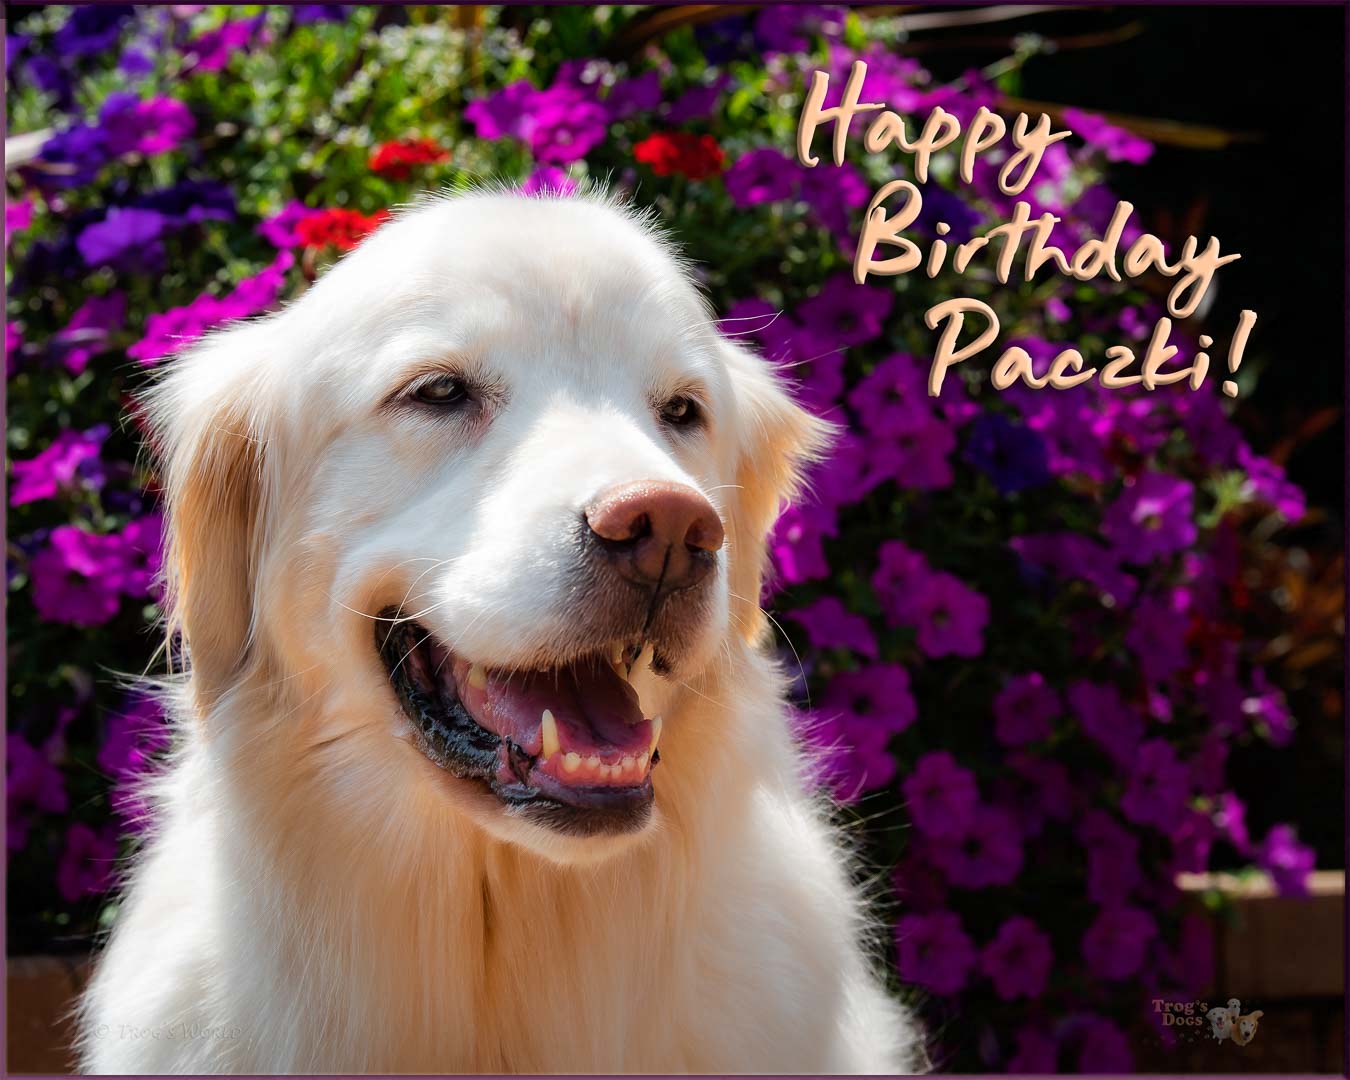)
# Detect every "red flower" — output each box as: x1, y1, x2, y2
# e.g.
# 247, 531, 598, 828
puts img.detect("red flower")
368, 137, 451, 180
633, 132, 725, 180
296, 208, 390, 252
